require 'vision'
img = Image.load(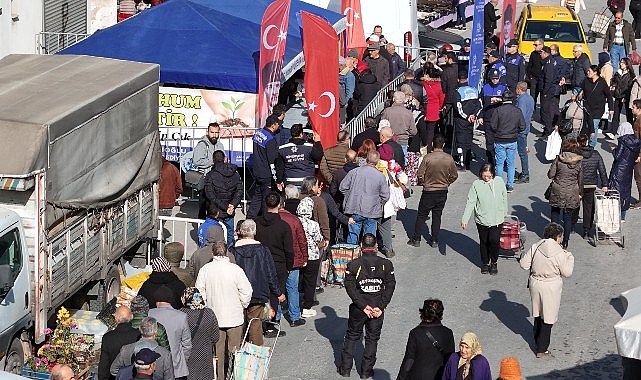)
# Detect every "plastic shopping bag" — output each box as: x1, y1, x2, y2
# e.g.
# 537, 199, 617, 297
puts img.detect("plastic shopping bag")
545, 130, 562, 161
